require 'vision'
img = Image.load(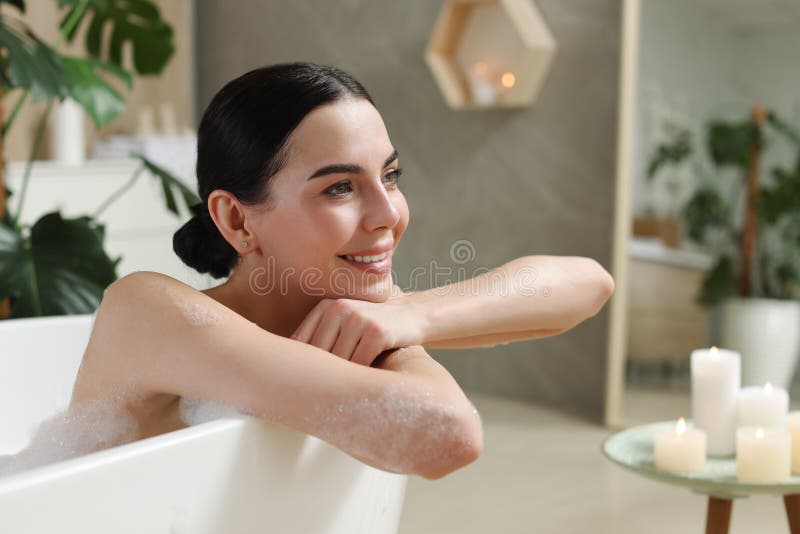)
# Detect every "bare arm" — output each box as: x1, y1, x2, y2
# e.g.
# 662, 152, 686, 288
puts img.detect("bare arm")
398, 255, 615, 349
90, 271, 482, 480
